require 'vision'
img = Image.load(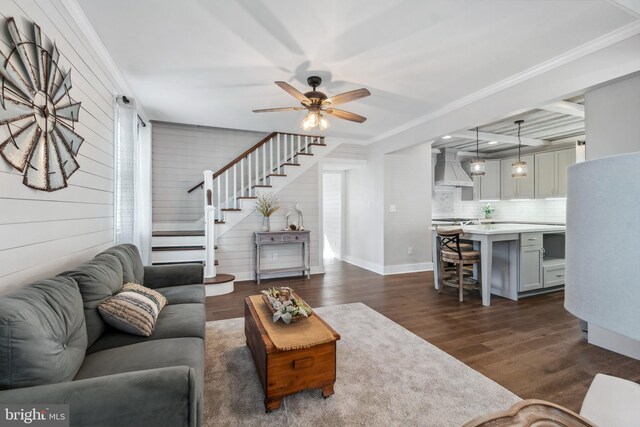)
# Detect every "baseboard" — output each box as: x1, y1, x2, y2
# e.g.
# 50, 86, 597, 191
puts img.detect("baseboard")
342, 255, 384, 275
588, 323, 640, 361
383, 262, 433, 275
225, 266, 325, 283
